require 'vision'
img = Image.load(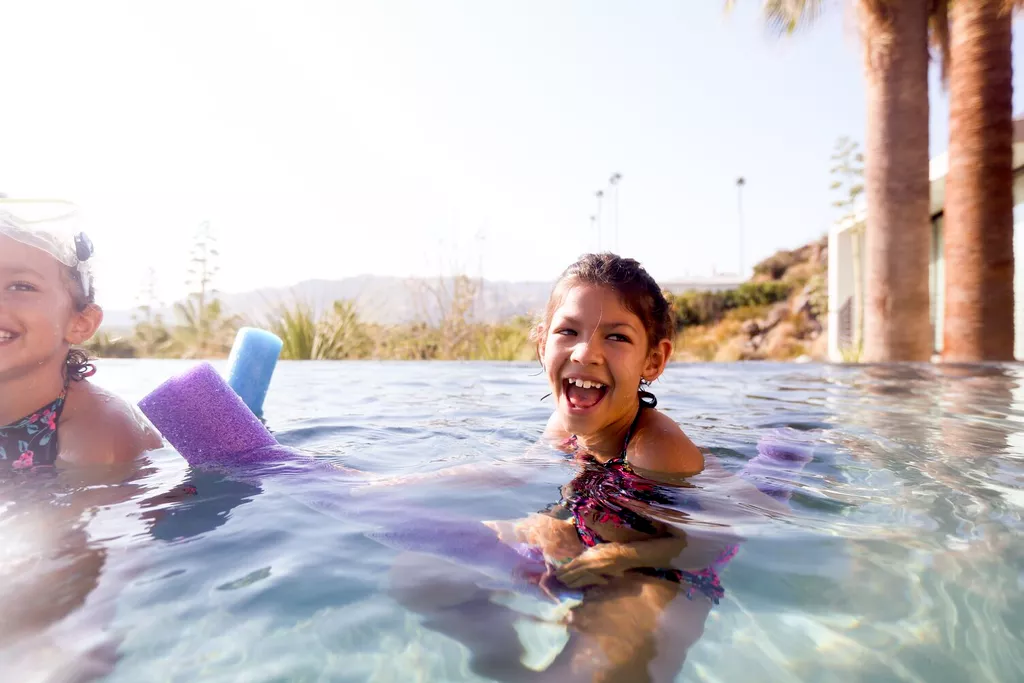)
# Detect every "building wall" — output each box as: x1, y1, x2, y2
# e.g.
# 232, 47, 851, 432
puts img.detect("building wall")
1015, 173, 1024, 359
828, 226, 857, 359
929, 216, 944, 354
829, 141, 1024, 362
